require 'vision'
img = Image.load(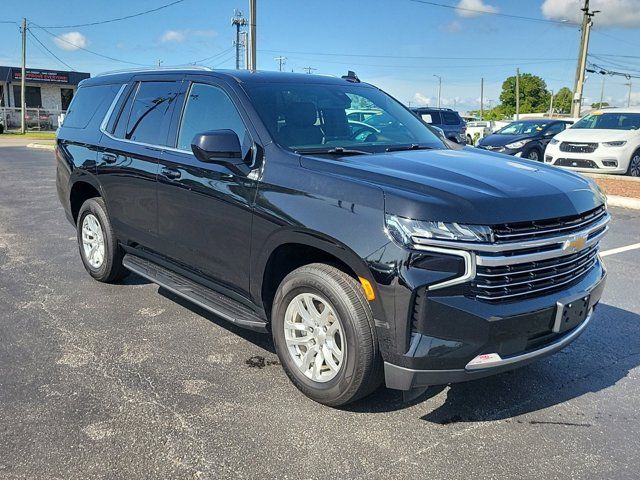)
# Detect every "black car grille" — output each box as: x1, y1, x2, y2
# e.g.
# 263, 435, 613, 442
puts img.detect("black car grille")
555, 158, 599, 169
559, 142, 598, 153
491, 206, 607, 243
470, 244, 599, 302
